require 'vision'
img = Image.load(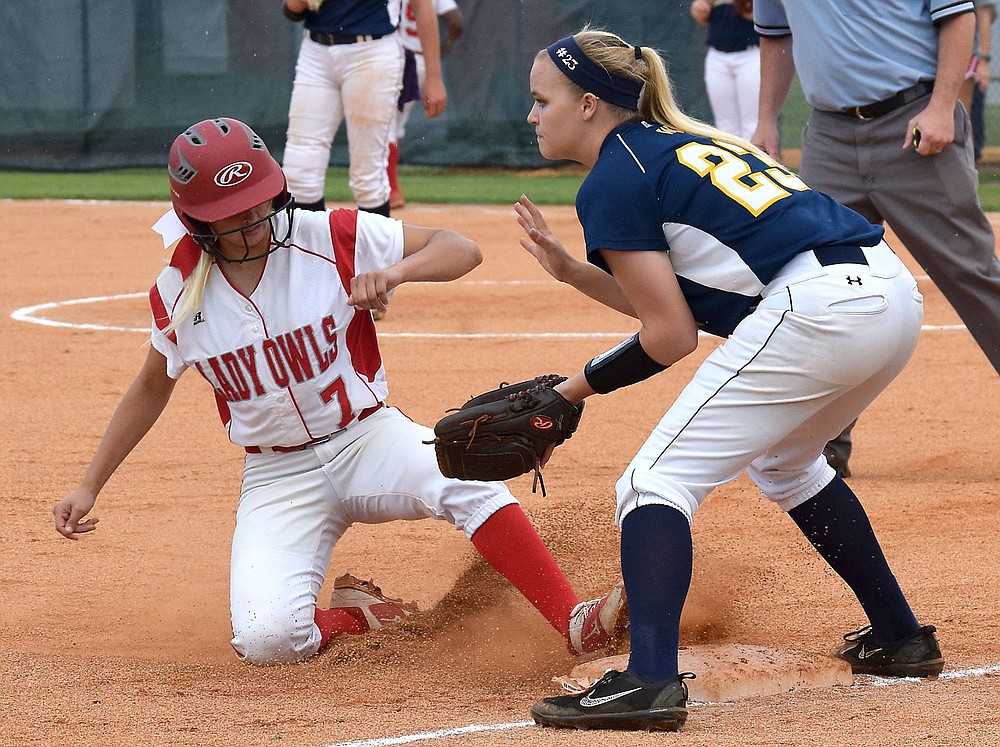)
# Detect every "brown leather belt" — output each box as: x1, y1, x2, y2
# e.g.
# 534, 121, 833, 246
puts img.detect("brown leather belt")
245, 402, 384, 454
